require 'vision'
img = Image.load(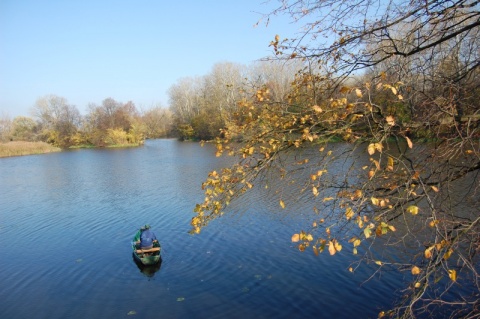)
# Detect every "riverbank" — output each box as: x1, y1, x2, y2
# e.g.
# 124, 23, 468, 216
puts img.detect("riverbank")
0, 141, 147, 158
0, 141, 62, 158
